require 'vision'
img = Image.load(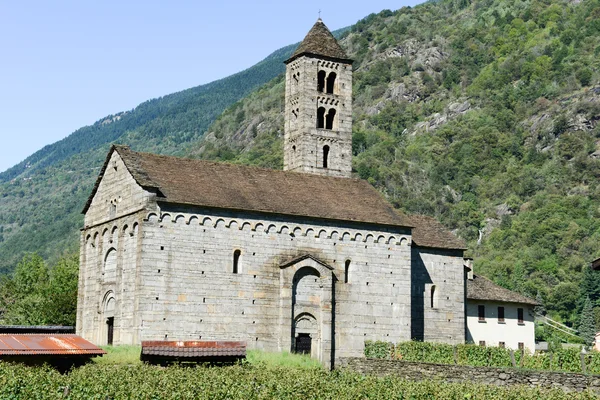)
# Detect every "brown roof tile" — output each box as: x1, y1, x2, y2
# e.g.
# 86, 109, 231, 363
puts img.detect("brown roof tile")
407, 214, 466, 250
286, 19, 351, 64
84, 146, 412, 229
467, 274, 538, 305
